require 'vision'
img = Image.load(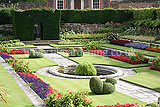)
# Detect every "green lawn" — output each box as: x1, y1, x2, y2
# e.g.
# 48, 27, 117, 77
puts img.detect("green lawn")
11, 54, 58, 72
9, 45, 36, 49
0, 63, 33, 107
49, 44, 83, 47
122, 67, 160, 92
35, 73, 145, 106
102, 44, 160, 57
59, 52, 148, 68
